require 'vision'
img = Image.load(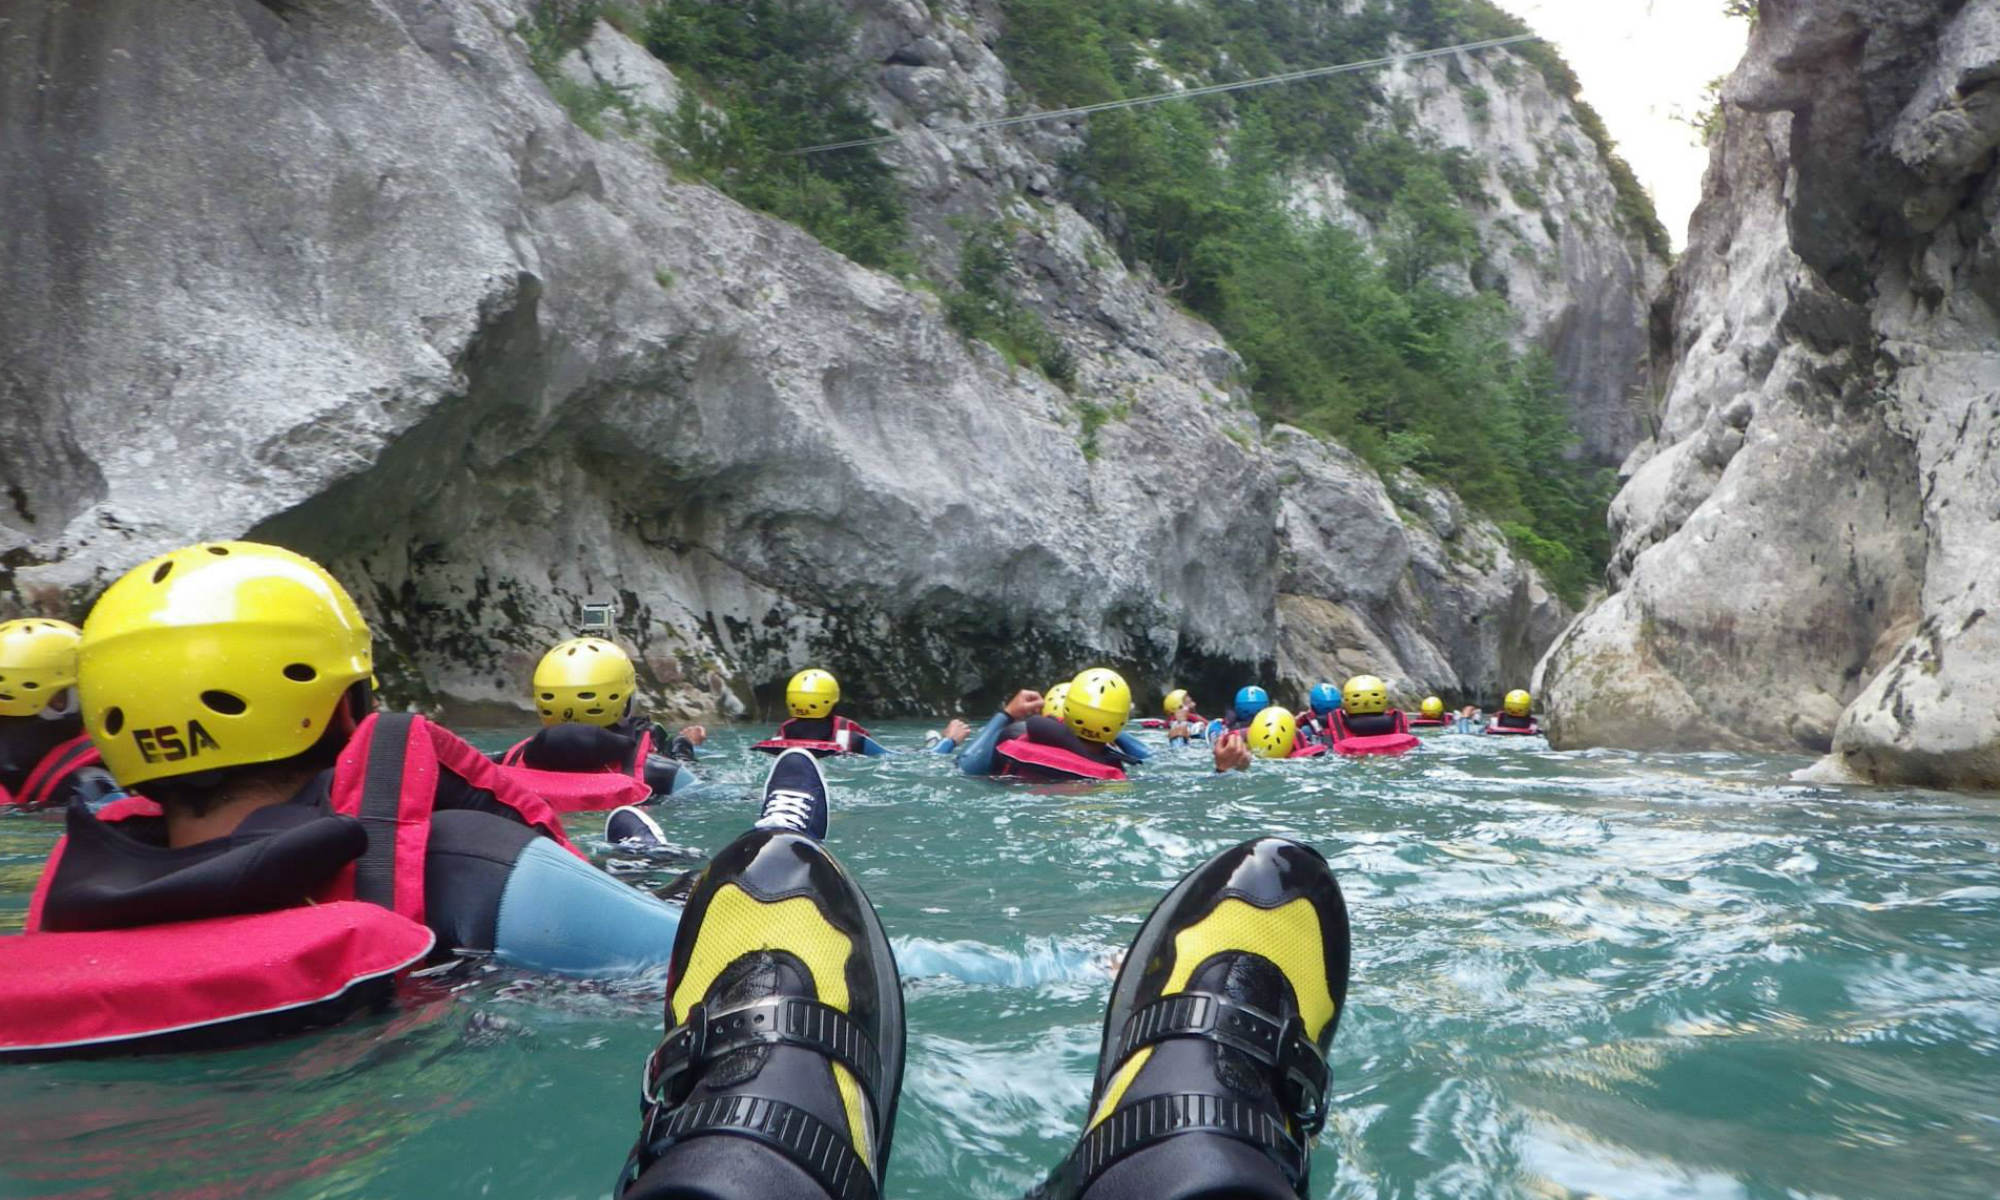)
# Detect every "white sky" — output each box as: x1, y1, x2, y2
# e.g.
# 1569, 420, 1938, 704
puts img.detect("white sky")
1489, 0, 1754, 249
